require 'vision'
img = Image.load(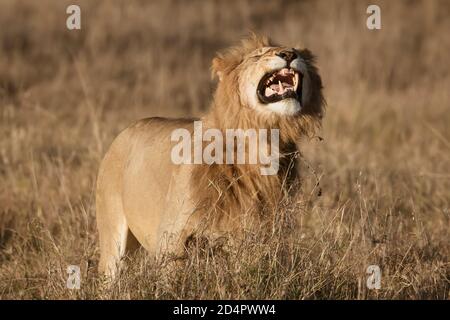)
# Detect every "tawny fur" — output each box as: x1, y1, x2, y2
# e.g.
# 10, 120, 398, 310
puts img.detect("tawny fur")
96, 34, 325, 277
